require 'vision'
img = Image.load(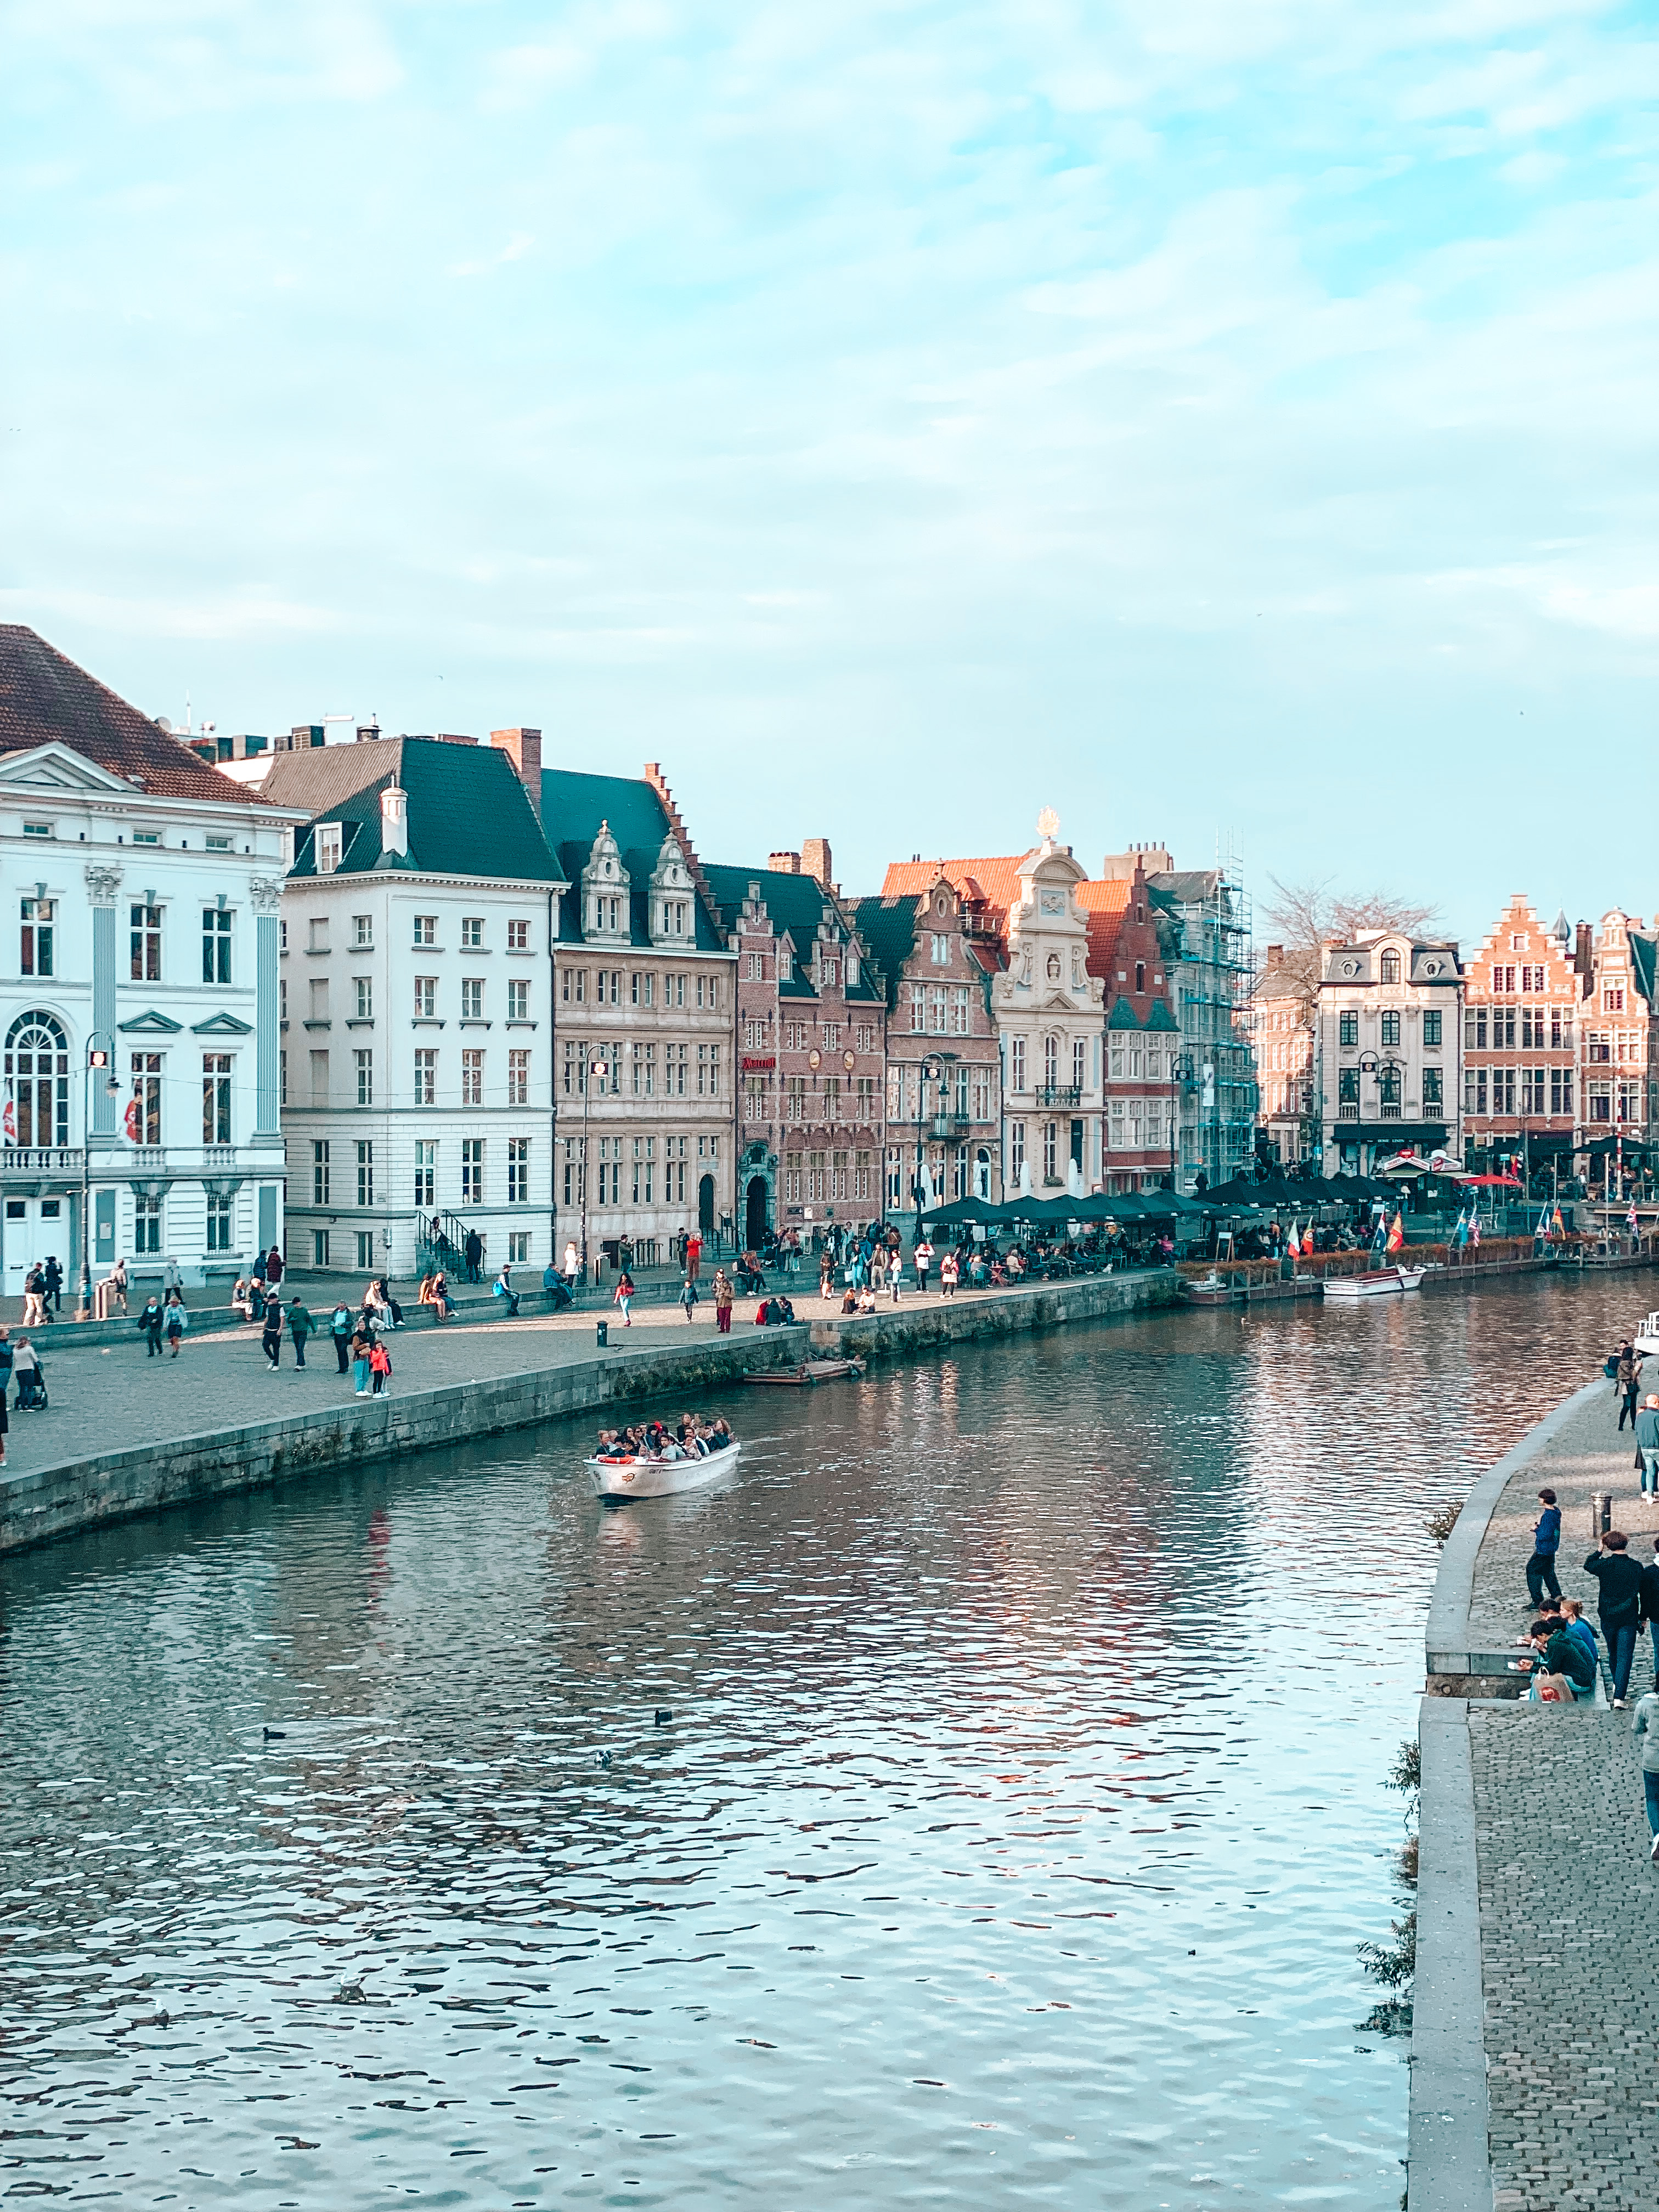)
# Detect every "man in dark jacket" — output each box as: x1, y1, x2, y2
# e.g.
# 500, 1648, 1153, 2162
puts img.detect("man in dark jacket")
464, 1229, 483, 1283
1527, 1488, 1563, 1607
1640, 1537, 1659, 1682
1584, 1530, 1645, 1705
1618, 1344, 1643, 1430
